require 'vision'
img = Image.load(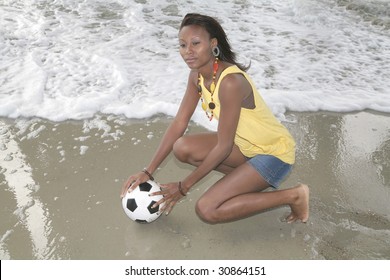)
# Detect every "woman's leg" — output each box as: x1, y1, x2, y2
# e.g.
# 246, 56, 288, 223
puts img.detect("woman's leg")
173, 132, 309, 224
195, 162, 309, 224
173, 132, 246, 174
